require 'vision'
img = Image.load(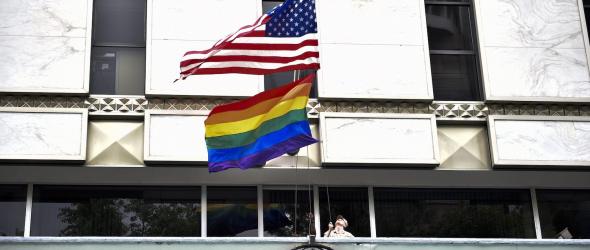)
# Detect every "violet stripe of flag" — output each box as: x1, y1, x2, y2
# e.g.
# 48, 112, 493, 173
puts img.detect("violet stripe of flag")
179, 0, 319, 78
